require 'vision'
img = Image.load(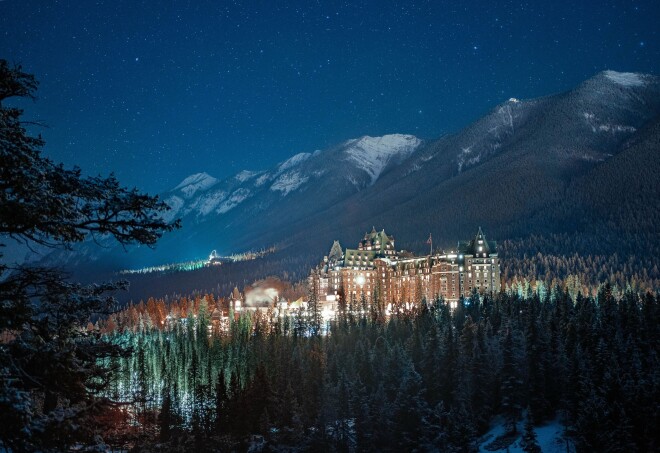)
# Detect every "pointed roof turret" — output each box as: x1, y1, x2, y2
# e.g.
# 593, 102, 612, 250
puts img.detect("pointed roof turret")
457, 227, 497, 256
328, 240, 343, 262
475, 227, 490, 253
